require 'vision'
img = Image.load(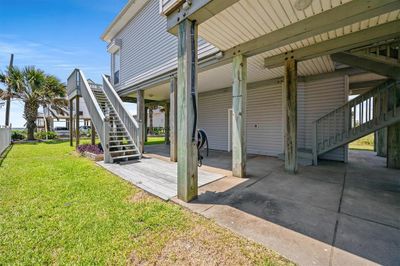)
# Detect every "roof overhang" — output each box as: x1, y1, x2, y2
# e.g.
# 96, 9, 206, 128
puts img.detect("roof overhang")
101, 0, 150, 42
